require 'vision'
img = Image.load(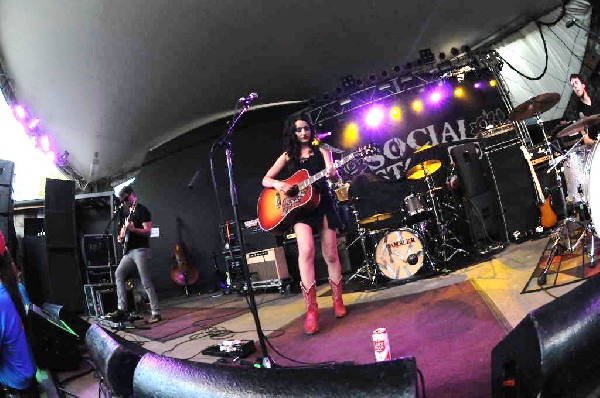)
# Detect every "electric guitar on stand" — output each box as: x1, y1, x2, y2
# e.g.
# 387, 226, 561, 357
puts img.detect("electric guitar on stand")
170, 217, 199, 296
520, 145, 558, 229
257, 145, 378, 234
